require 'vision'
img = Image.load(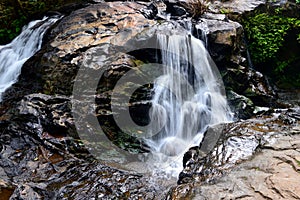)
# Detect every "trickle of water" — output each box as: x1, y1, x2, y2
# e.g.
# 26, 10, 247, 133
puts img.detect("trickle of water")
195, 21, 209, 47
146, 33, 232, 177
0, 16, 61, 101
